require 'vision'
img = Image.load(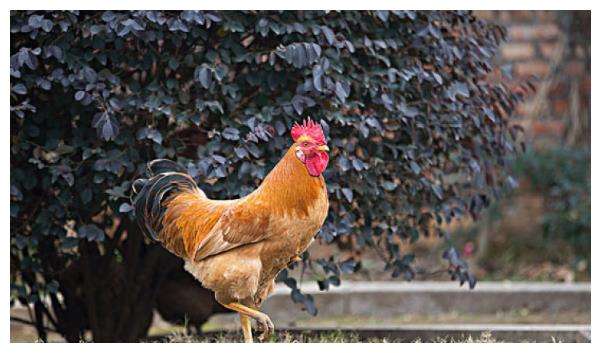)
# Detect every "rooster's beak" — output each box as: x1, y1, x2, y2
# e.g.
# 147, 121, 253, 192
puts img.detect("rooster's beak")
317, 145, 330, 152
